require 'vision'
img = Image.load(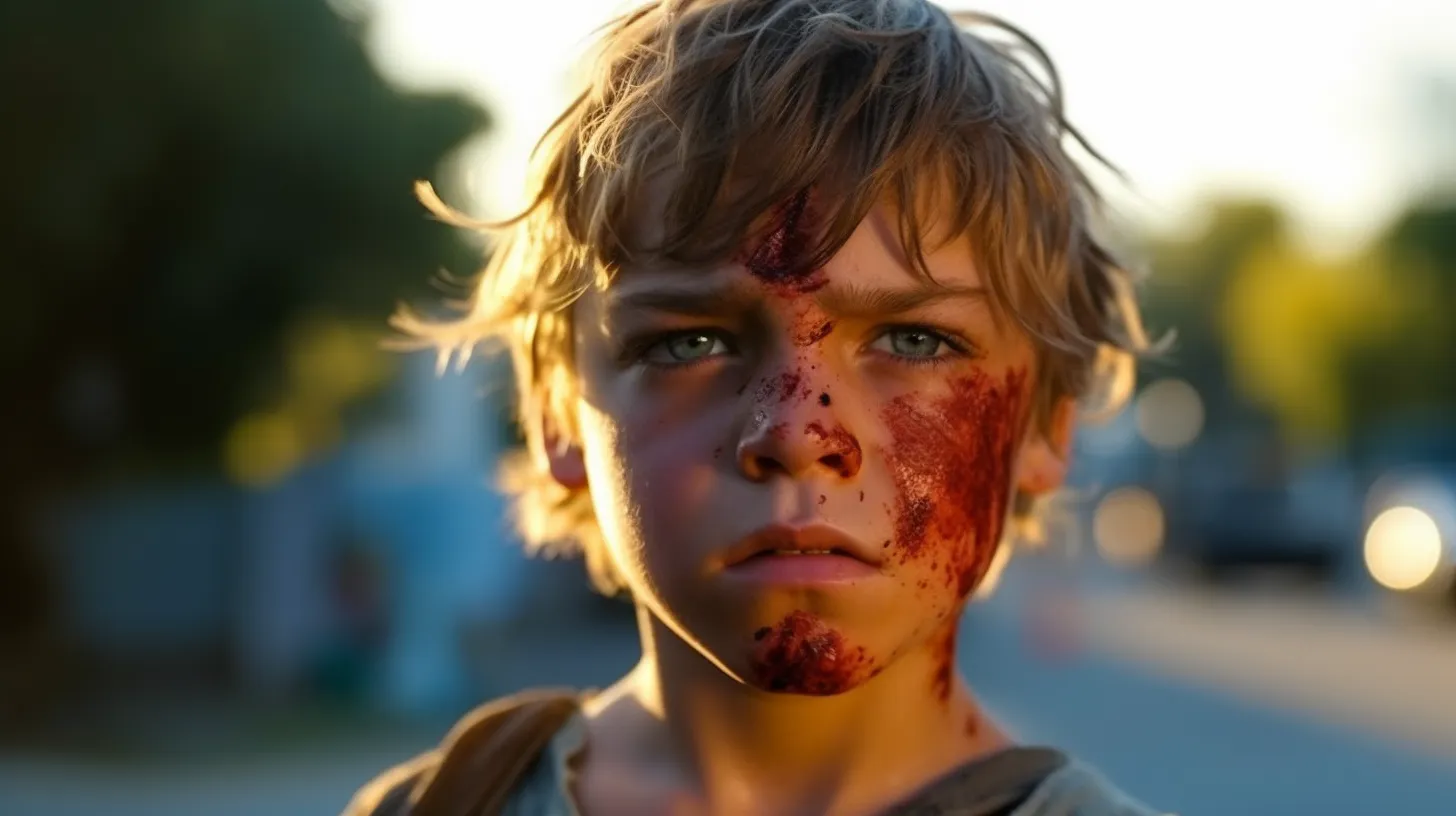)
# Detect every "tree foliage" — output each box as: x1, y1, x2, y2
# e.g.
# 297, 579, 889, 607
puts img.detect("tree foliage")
1138, 194, 1456, 456
1339, 200, 1456, 445
0, 0, 488, 657
0, 0, 487, 489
